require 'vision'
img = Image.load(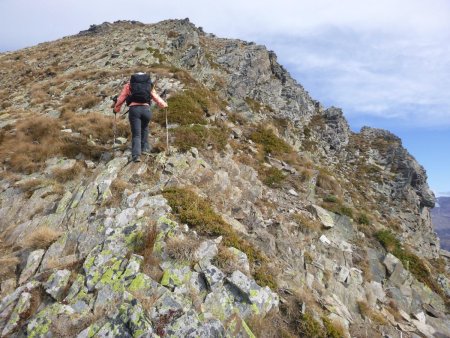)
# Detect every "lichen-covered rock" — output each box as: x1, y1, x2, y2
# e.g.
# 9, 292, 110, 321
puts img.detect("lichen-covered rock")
202, 265, 225, 291
27, 303, 75, 338
44, 269, 71, 301
19, 249, 45, 285
194, 239, 219, 264
227, 247, 250, 275
226, 270, 279, 316
1, 291, 31, 337
160, 264, 192, 289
